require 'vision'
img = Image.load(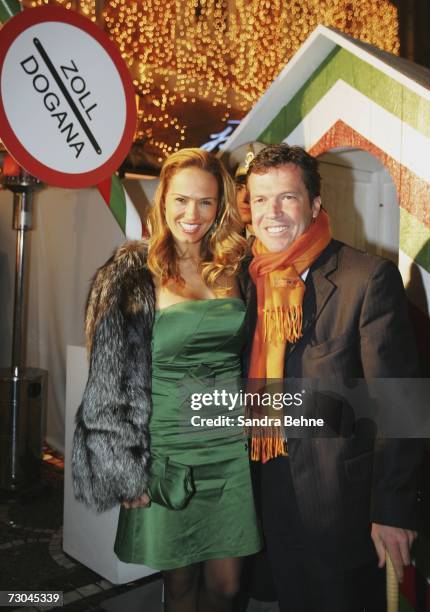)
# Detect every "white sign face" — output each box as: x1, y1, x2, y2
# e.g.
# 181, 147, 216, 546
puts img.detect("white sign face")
0, 7, 136, 187
2, 23, 125, 173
